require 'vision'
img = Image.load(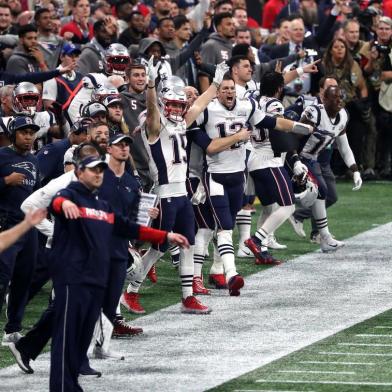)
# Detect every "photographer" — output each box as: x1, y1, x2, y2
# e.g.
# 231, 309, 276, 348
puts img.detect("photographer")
360, 16, 392, 178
